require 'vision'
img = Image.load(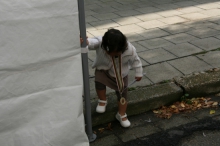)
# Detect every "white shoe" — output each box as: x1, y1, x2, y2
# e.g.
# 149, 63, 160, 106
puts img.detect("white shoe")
115, 112, 131, 127
96, 99, 107, 113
